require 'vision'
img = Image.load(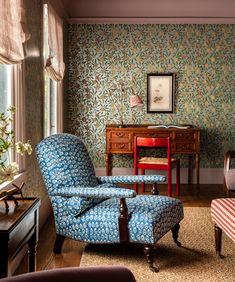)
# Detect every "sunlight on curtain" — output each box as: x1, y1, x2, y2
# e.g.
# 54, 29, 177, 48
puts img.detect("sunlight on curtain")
0, 0, 30, 64
45, 3, 65, 81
